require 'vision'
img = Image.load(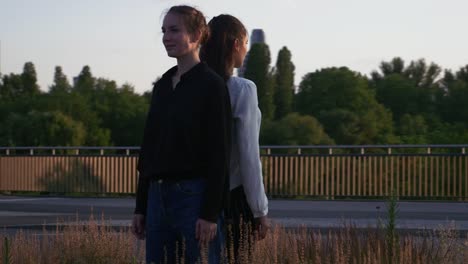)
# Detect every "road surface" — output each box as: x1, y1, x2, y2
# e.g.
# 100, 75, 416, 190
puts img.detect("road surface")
1, 195, 467, 236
